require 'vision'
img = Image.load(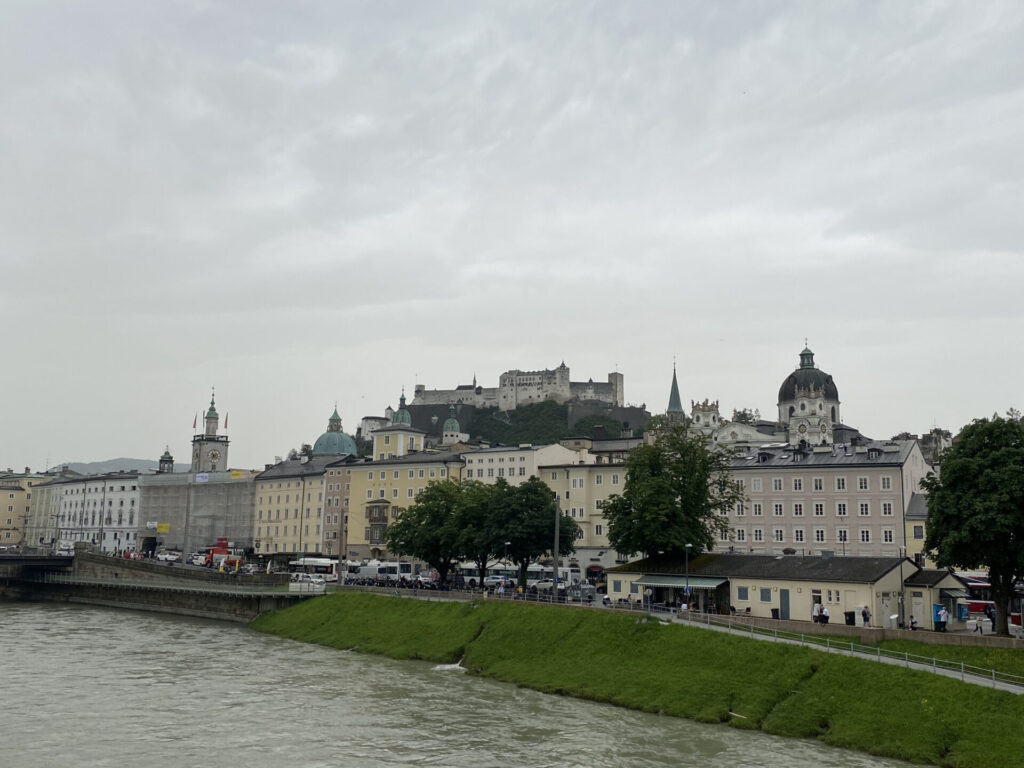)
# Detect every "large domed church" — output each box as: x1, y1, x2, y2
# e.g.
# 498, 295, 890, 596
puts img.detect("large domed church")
776, 345, 841, 446
680, 345, 857, 448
